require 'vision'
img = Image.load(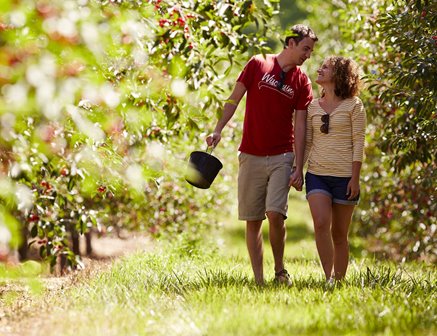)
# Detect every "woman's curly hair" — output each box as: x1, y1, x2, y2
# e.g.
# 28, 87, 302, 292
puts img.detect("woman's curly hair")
326, 56, 361, 99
